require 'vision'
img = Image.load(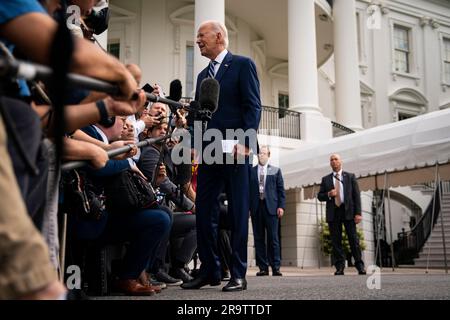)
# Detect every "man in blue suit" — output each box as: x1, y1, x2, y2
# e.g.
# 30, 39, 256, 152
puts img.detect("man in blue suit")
250, 146, 286, 277
181, 20, 261, 292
